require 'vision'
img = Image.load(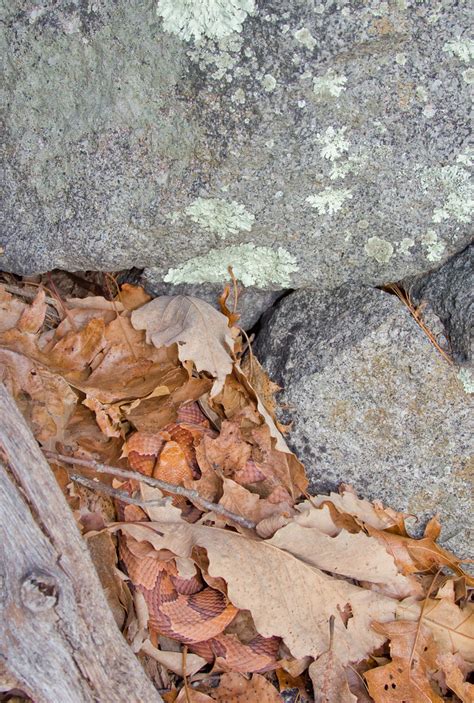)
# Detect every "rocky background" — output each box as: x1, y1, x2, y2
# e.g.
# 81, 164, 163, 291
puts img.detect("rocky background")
1, 1, 472, 552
